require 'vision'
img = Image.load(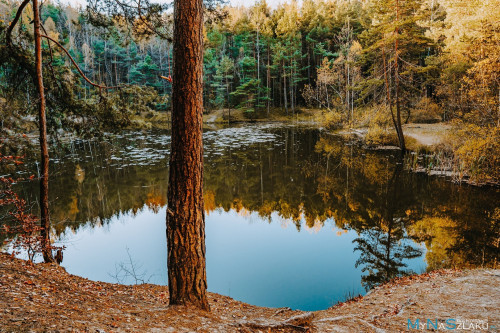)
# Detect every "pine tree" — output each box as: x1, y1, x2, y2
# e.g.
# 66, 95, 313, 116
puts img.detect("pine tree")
359, 0, 435, 153
167, 0, 210, 311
